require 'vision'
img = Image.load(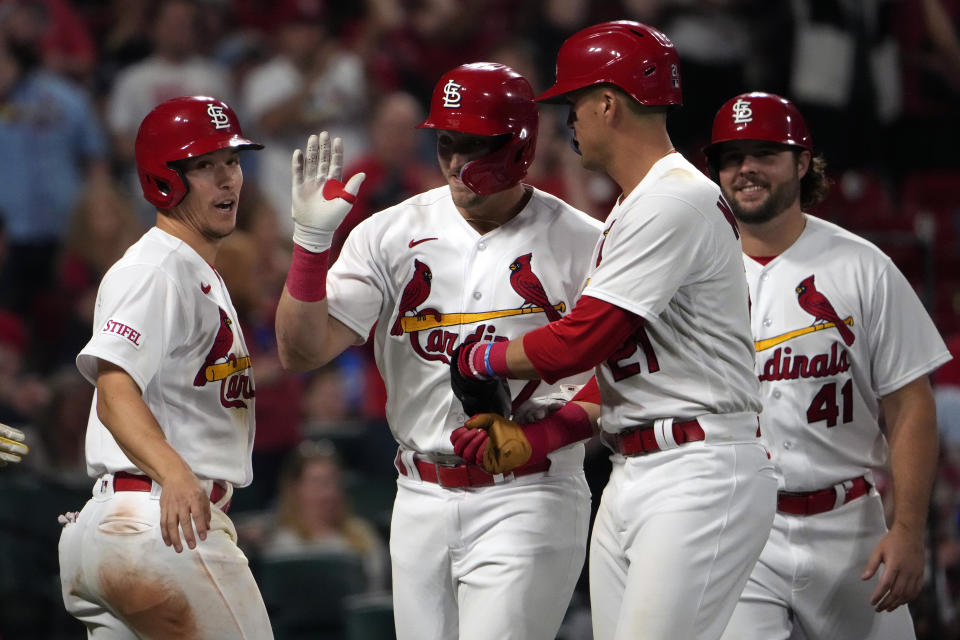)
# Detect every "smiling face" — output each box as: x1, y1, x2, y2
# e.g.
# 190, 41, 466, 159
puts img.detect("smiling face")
436, 130, 506, 208
716, 140, 808, 225
168, 148, 243, 242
